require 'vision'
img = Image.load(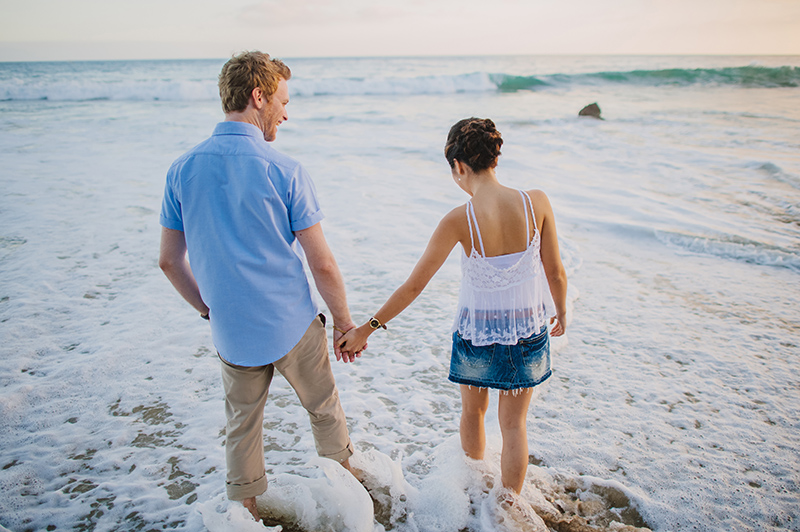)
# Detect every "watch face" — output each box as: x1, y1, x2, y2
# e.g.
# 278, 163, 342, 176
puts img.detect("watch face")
369, 318, 380, 329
